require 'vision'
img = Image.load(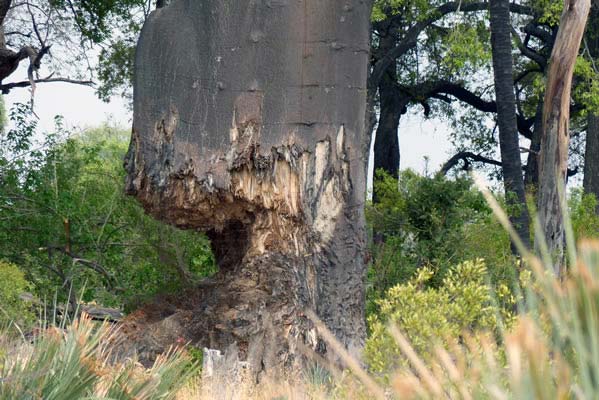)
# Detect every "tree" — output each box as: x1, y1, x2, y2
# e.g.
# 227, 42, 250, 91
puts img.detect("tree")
372, 20, 402, 181
583, 1, 599, 208
368, 1, 498, 179
0, 0, 153, 99
124, 0, 373, 376
538, 0, 590, 273
489, 0, 531, 250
